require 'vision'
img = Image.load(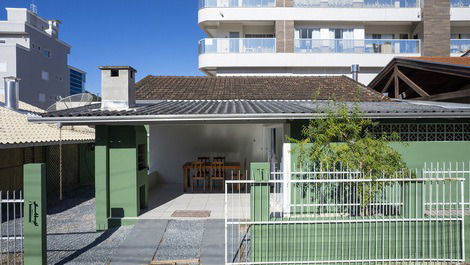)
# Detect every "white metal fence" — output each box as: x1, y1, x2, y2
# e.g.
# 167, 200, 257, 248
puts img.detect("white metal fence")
225, 164, 469, 264
0, 191, 24, 265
